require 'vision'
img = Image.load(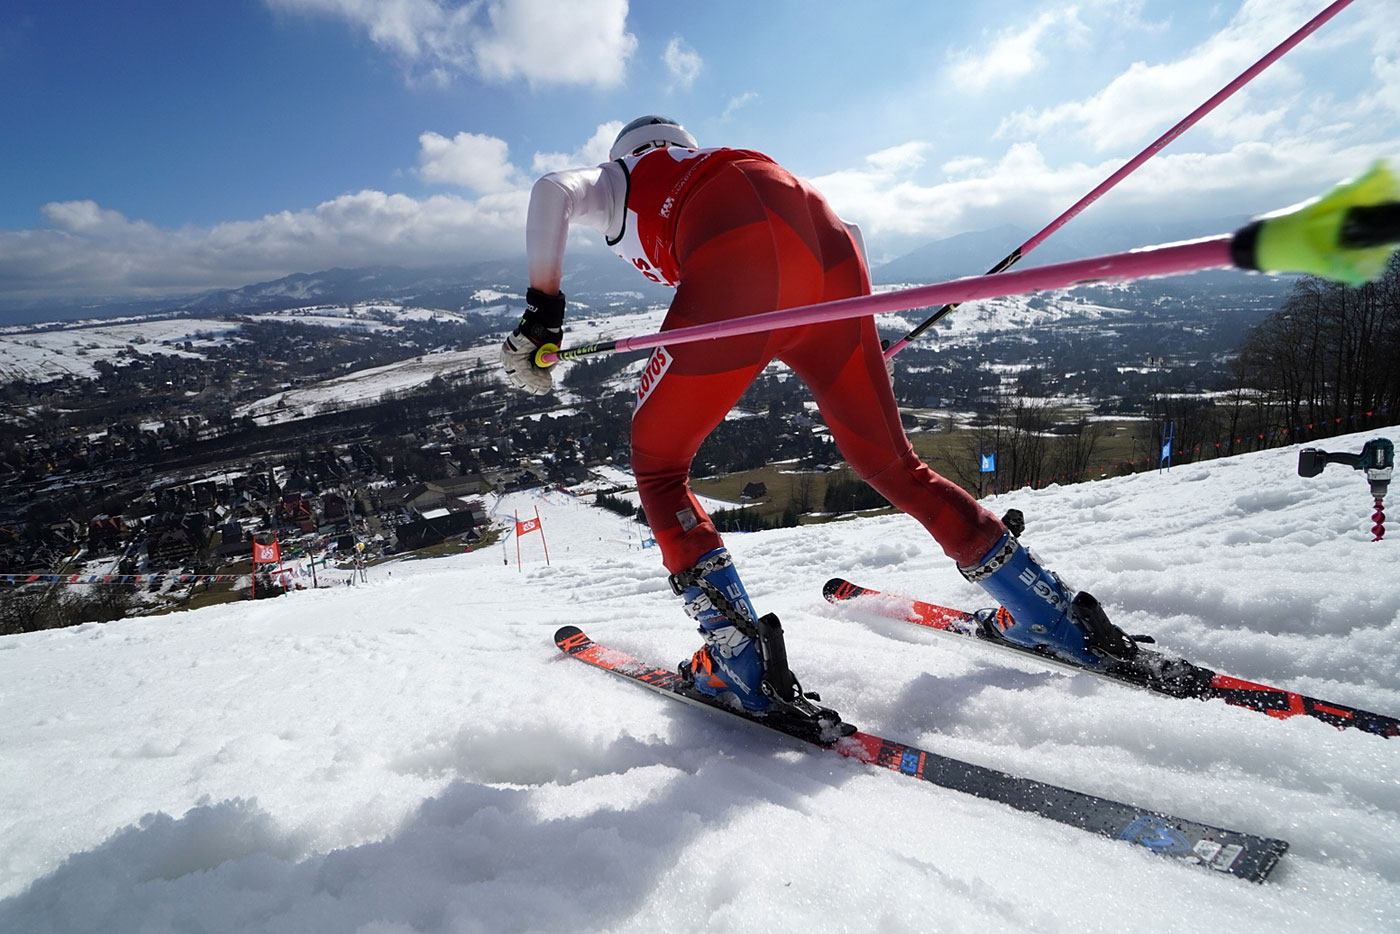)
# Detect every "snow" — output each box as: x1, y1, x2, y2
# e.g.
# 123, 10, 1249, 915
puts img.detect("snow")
2, 431, 1399, 932
248, 304, 484, 332
234, 306, 668, 425
232, 349, 500, 424
0, 318, 233, 381
0, 304, 480, 384
471, 290, 513, 303
0, 286, 1102, 397
874, 288, 1129, 348
564, 464, 634, 495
